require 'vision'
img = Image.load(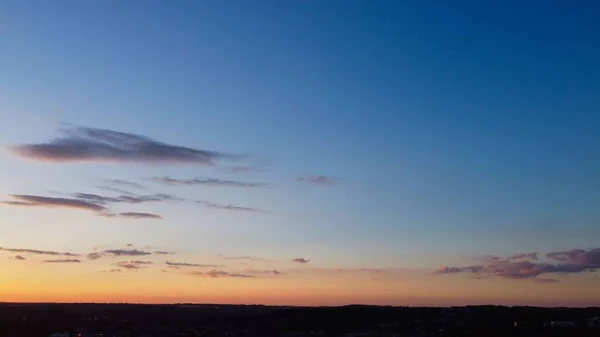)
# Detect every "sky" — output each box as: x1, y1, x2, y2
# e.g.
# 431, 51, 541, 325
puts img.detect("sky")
0, 0, 599, 307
